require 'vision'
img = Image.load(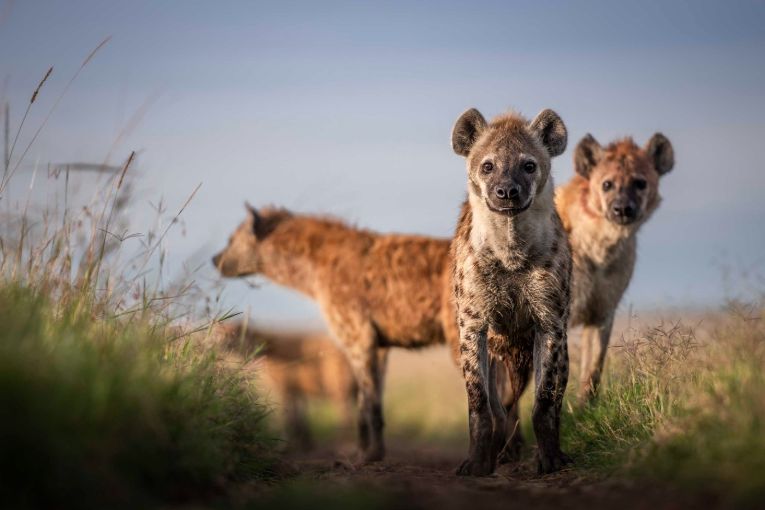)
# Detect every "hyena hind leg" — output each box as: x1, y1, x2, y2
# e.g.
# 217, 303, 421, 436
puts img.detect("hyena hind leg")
488, 358, 508, 462
284, 393, 313, 451
497, 349, 533, 464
